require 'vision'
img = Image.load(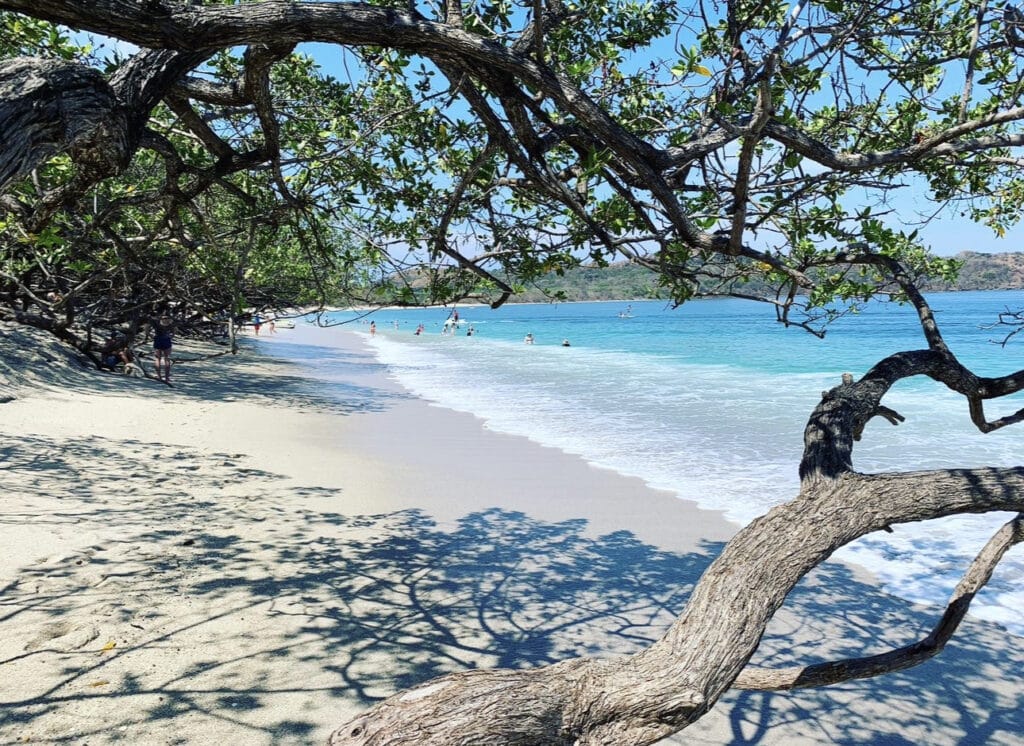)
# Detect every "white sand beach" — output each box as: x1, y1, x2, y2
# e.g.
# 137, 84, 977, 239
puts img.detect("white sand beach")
1, 320, 1022, 745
